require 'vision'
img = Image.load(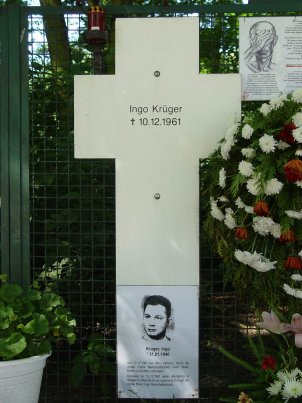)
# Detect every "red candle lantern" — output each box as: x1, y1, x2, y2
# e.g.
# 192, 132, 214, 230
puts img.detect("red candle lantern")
88, 6, 105, 32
